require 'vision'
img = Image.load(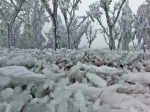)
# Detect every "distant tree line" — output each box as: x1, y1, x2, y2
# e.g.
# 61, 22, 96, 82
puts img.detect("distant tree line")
0, 0, 149, 50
